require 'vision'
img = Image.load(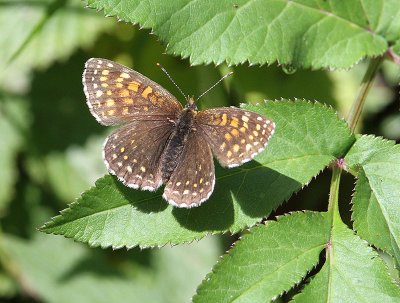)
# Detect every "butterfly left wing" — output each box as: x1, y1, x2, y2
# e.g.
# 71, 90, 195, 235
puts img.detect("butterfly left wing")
195, 107, 275, 168
83, 58, 182, 126
104, 119, 173, 191
163, 132, 215, 208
